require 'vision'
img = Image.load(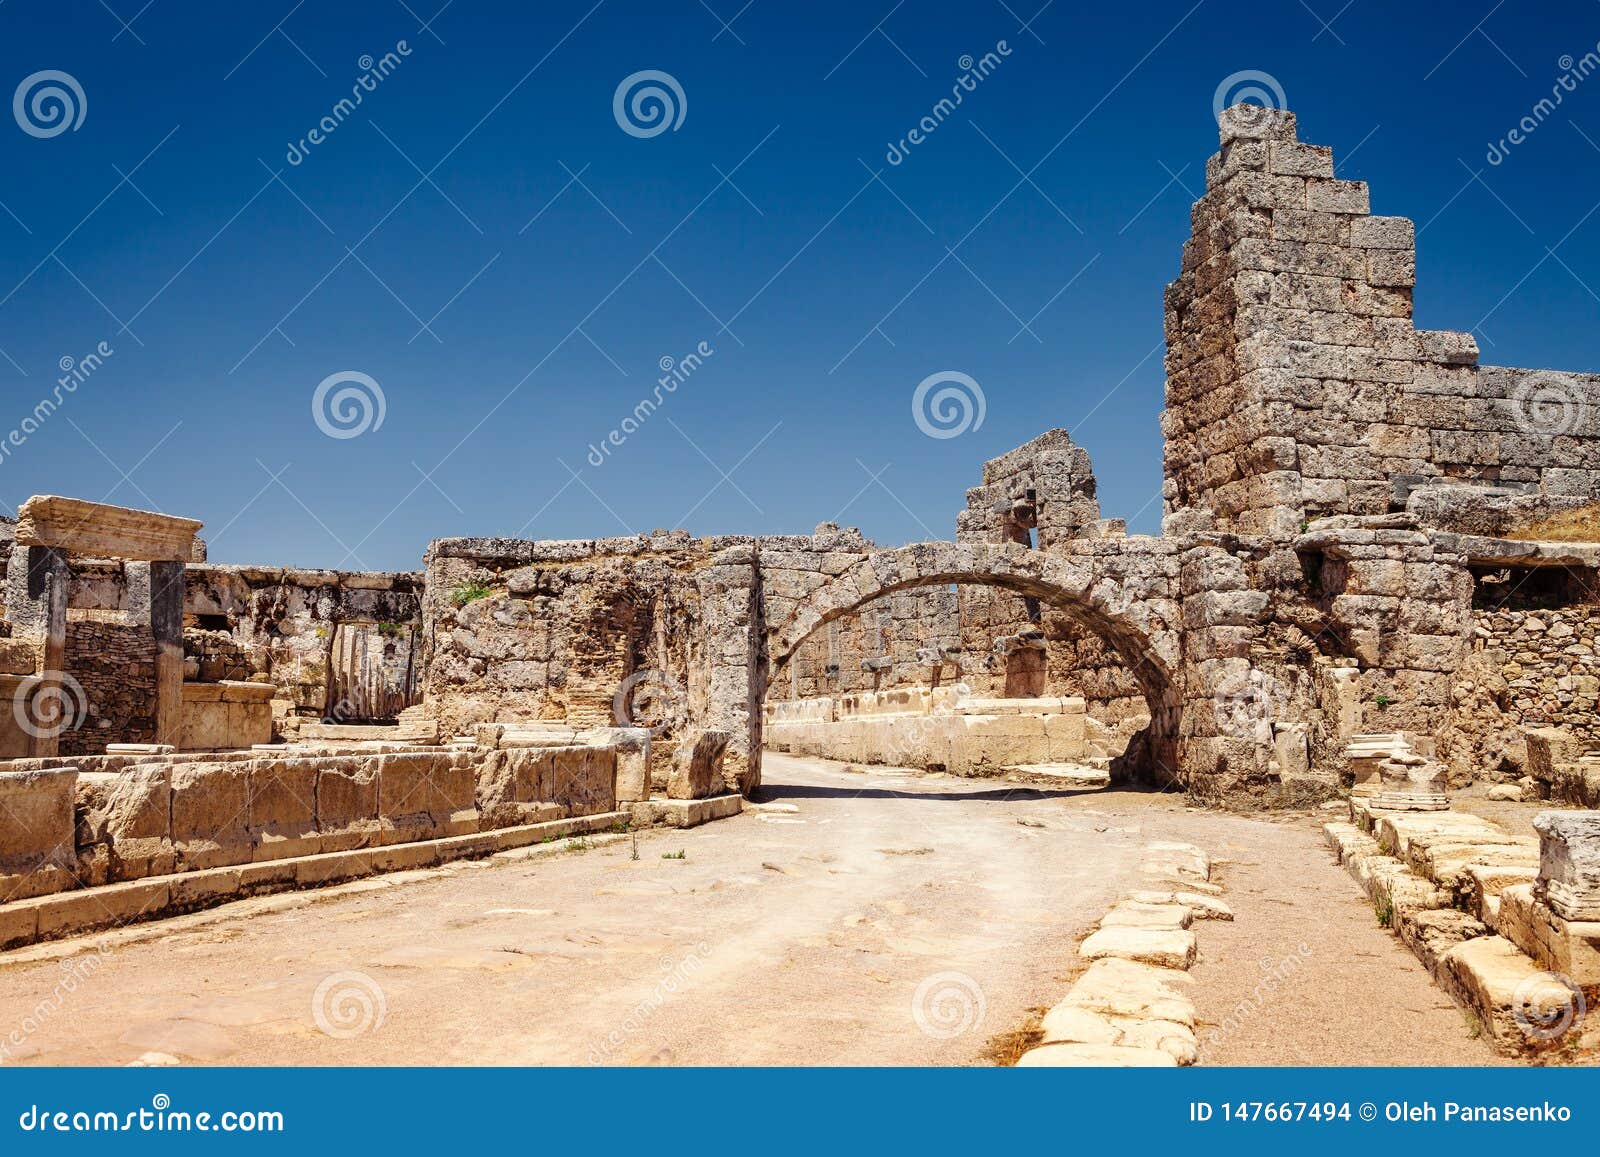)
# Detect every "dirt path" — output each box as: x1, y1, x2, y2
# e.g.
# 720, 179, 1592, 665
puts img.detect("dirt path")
0, 754, 1498, 1066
